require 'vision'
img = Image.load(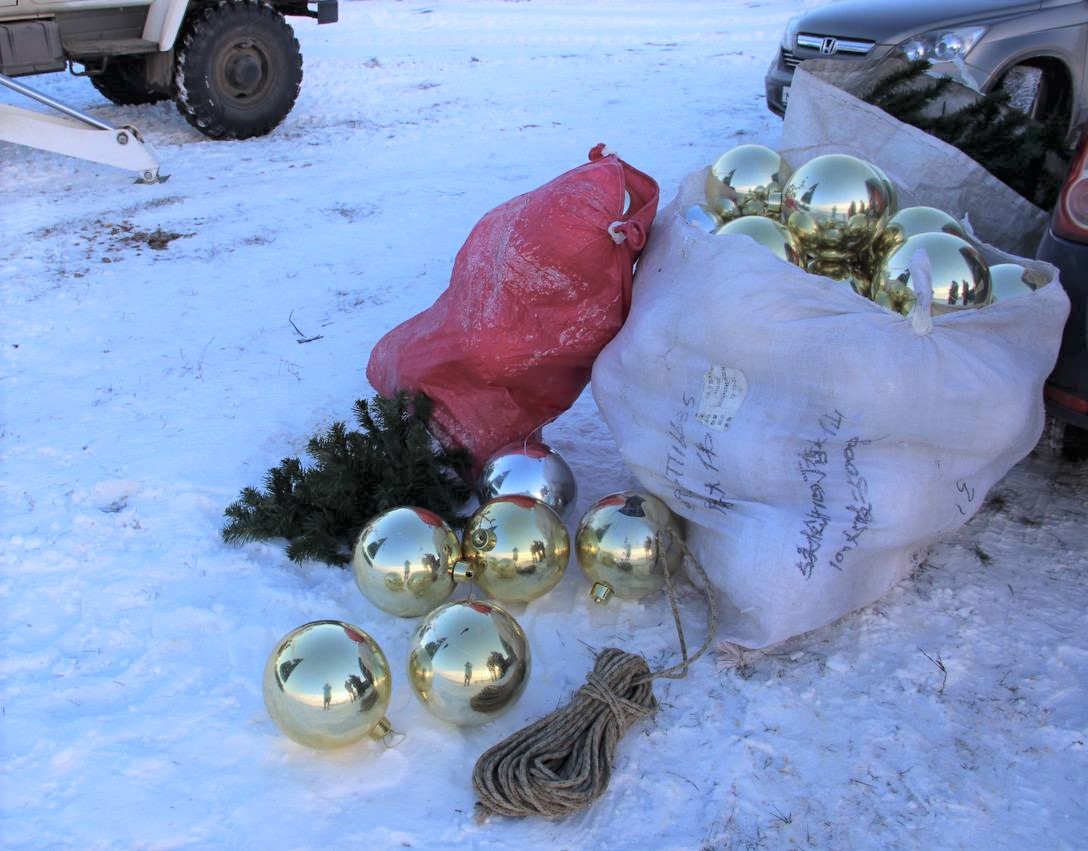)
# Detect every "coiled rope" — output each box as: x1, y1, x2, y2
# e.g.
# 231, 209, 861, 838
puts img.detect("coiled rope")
472, 534, 719, 820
